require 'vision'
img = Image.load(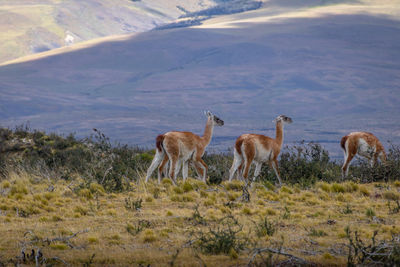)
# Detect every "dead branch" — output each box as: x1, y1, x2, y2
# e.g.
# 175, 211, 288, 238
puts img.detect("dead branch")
193, 250, 207, 267
47, 256, 69, 266
66, 181, 75, 192
23, 229, 89, 249
249, 247, 310, 266
236, 184, 250, 202
169, 249, 180, 267
101, 166, 113, 184
44, 229, 89, 248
